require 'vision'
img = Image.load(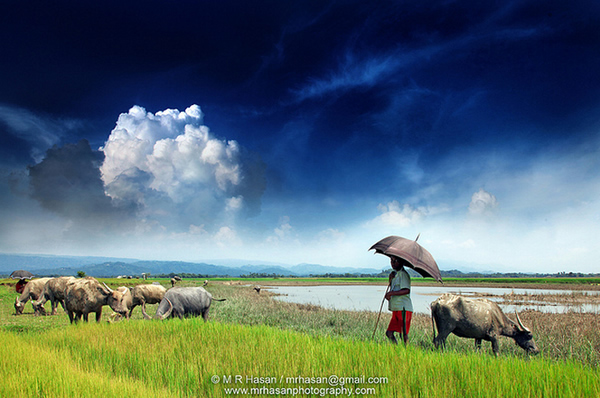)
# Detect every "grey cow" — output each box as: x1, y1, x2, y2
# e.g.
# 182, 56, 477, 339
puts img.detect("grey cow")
33, 276, 77, 315
14, 278, 51, 316
431, 294, 539, 355
154, 287, 225, 321
64, 277, 130, 323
